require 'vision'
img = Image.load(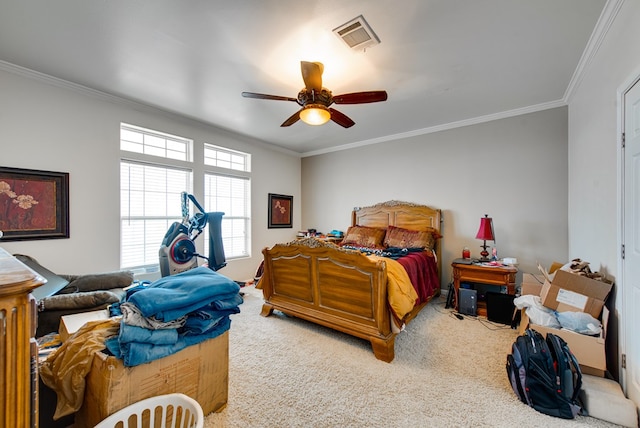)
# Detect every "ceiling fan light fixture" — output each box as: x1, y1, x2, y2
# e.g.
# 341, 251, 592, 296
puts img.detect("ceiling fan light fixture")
299, 104, 331, 126
242, 61, 386, 128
